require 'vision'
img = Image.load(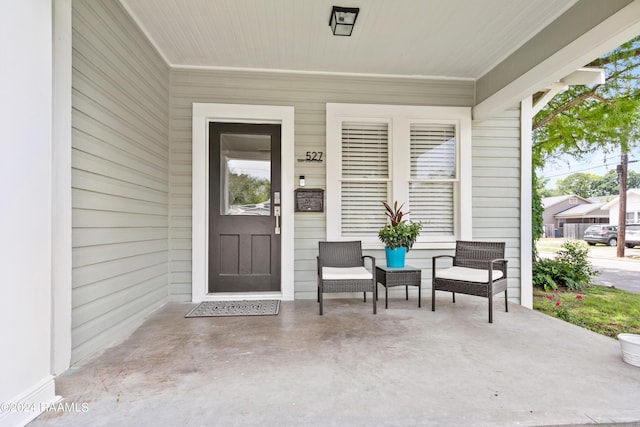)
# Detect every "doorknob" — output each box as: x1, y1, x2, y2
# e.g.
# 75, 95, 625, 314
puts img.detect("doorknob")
274, 206, 281, 235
